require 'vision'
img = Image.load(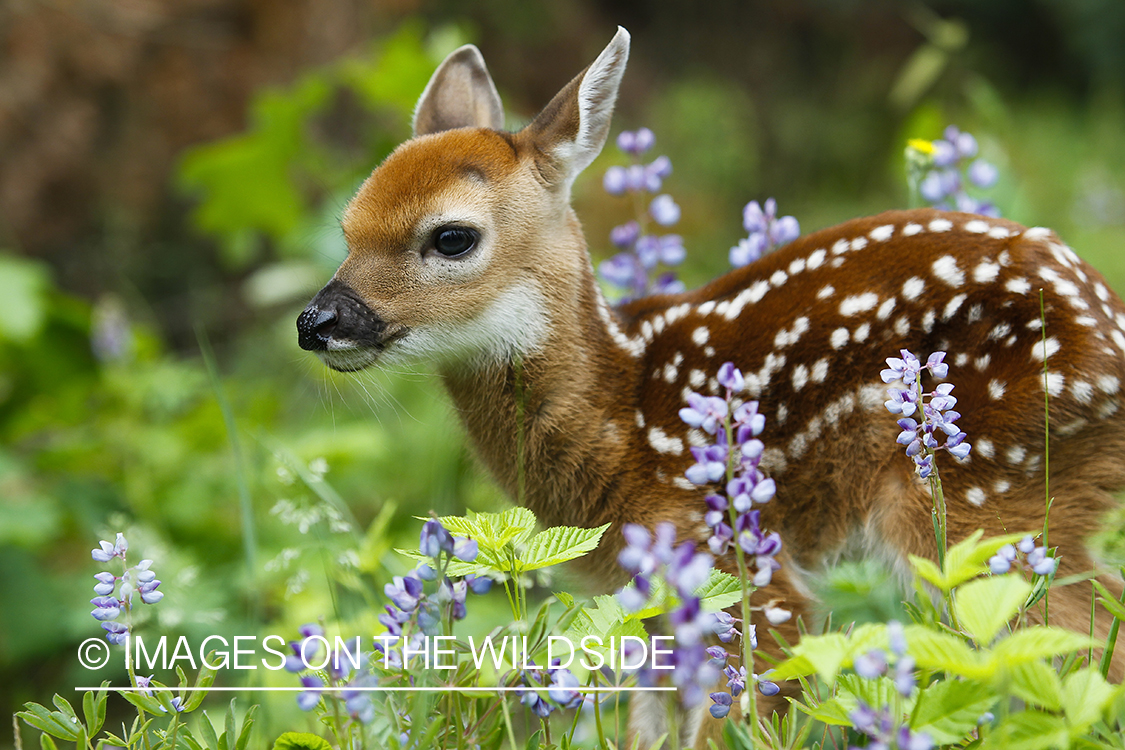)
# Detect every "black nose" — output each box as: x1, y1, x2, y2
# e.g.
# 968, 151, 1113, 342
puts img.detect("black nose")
296, 305, 338, 351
